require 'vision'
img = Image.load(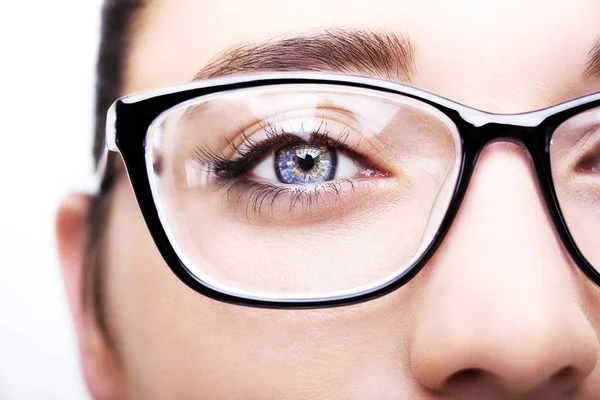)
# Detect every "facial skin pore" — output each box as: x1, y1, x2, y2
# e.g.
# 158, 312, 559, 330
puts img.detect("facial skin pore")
57, 0, 600, 398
